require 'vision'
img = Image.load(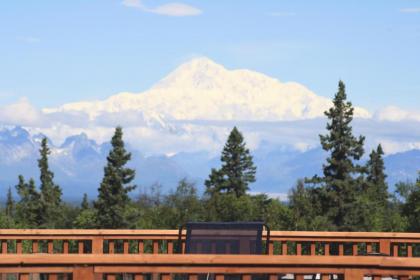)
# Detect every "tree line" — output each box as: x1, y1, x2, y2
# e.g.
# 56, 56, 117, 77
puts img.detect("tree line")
1, 81, 419, 231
